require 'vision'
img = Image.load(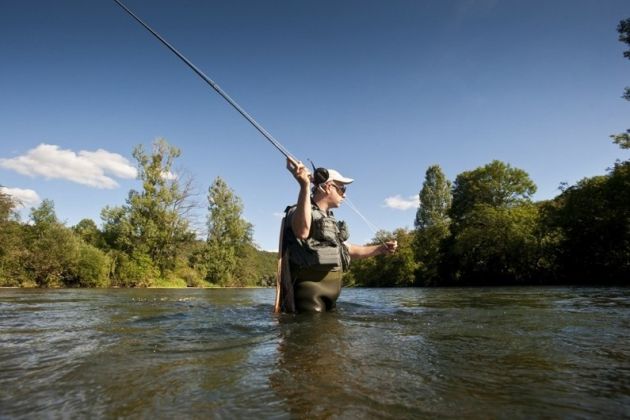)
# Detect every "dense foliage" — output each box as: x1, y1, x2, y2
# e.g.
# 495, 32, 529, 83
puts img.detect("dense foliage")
444, 161, 540, 285
0, 140, 276, 288
2, 148, 627, 288
347, 152, 628, 286
413, 165, 451, 286
206, 177, 254, 286
540, 161, 630, 284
